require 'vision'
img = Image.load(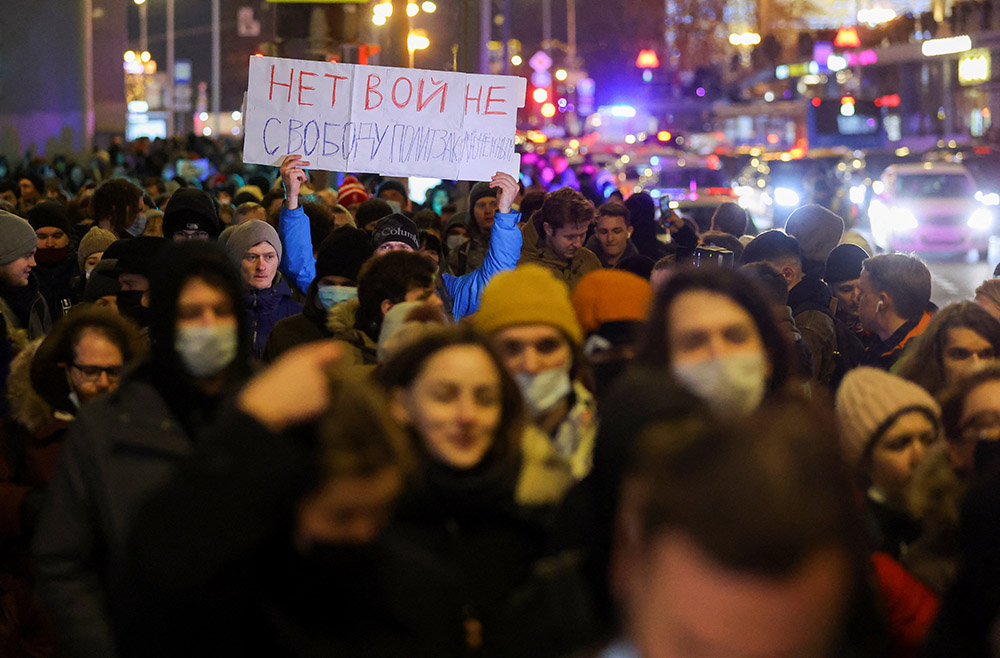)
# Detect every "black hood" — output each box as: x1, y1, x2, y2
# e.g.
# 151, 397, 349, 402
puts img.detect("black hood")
788, 273, 833, 316
146, 240, 252, 386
